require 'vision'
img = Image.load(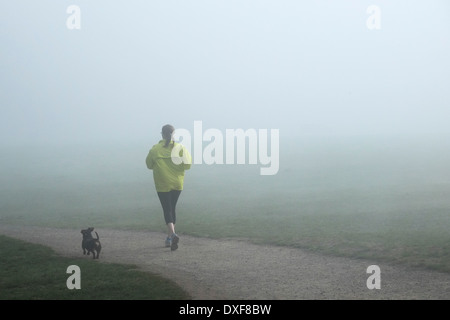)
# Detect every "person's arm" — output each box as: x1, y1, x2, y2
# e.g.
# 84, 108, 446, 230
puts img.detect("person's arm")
145, 150, 154, 170
183, 148, 192, 170
181, 146, 192, 170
